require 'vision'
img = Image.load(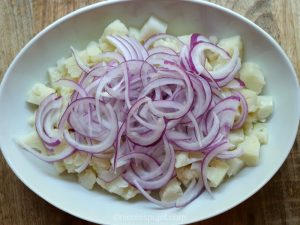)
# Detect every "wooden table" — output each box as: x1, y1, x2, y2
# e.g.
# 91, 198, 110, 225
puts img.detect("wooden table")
0, 0, 299, 224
